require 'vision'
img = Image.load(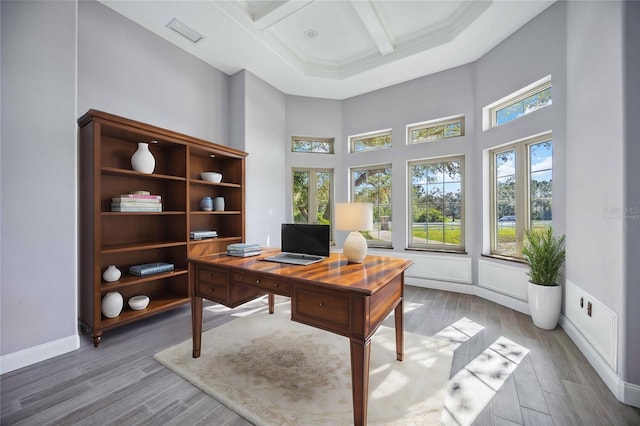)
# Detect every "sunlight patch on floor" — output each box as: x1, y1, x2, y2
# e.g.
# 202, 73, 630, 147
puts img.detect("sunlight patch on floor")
441, 336, 529, 426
